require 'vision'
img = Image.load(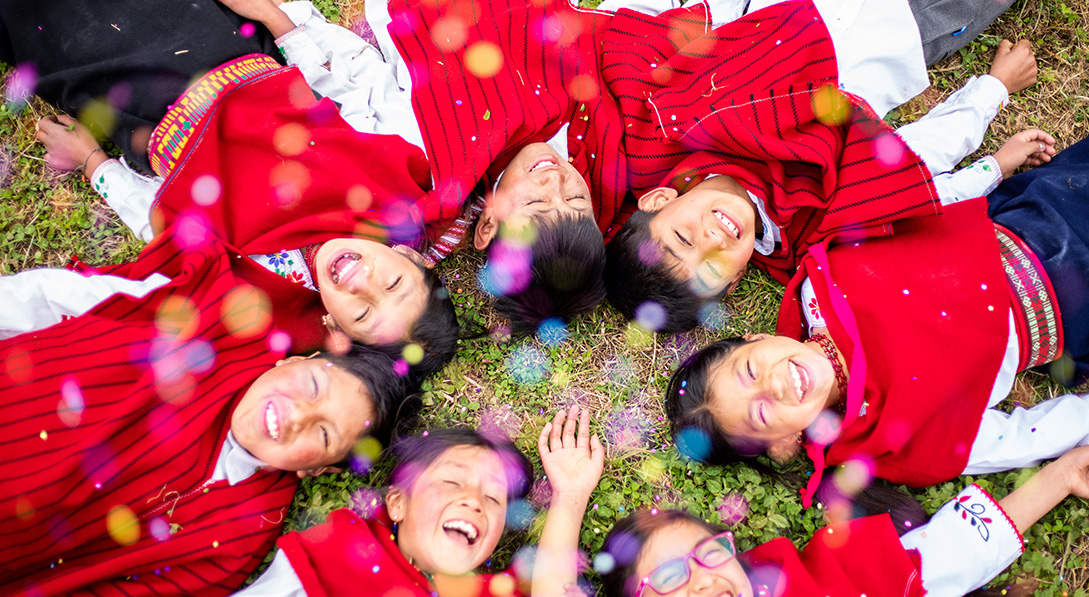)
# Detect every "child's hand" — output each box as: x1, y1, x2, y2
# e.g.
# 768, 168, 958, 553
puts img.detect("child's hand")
218, 0, 294, 36
35, 115, 103, 173
994, 129, 1056, 178
988, 39, 1037, 94
1052, 445, 1089, 500
538, 404, 605, 502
